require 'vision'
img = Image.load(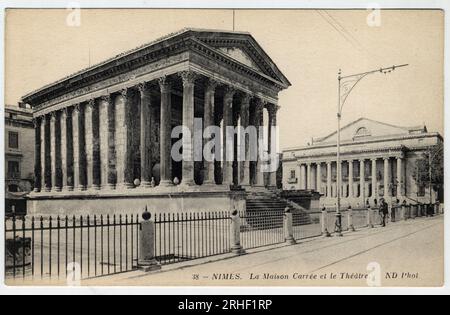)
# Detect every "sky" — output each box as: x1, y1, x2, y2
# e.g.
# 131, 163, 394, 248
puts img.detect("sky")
4, 9, 444, 150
